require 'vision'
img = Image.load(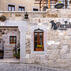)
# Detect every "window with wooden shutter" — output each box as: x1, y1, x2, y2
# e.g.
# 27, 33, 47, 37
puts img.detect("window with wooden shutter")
10, 36, 16, 44
34, 29, 44, 51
